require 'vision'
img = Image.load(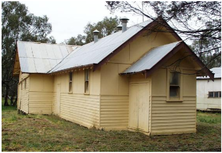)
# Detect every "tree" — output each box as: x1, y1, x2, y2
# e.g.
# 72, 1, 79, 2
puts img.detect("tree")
66, 34, 86, 45
106, 1, 221, 68
2, 1, 56, 106
84, 16, 119, 43
66, 16, 119, 45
